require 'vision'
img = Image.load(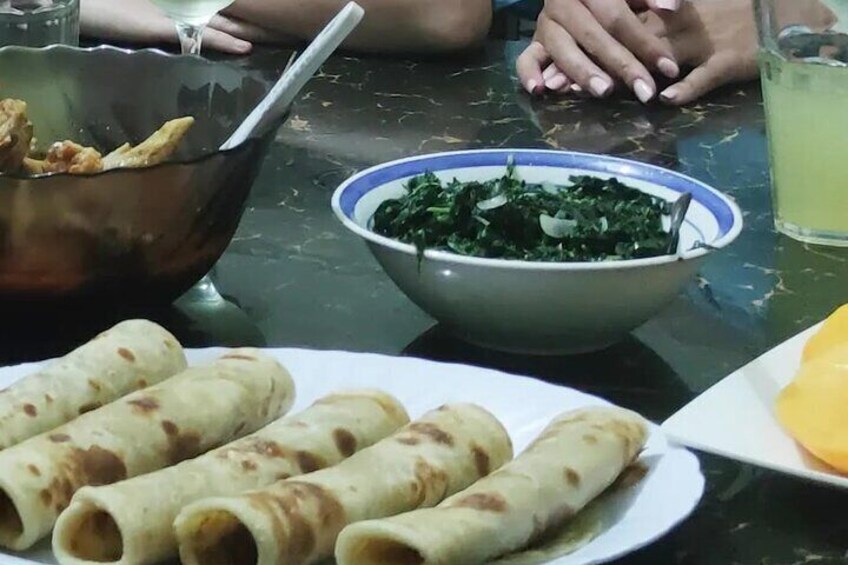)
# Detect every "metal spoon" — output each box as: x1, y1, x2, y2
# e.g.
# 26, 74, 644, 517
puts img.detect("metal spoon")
667, 192, 692, 255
